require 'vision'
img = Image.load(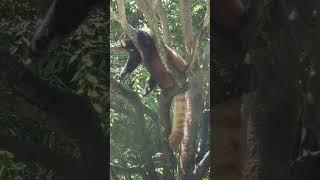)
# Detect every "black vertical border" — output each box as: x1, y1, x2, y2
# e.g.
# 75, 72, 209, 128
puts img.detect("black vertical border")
104, 0, 111, 177
210, 0, 214, 179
